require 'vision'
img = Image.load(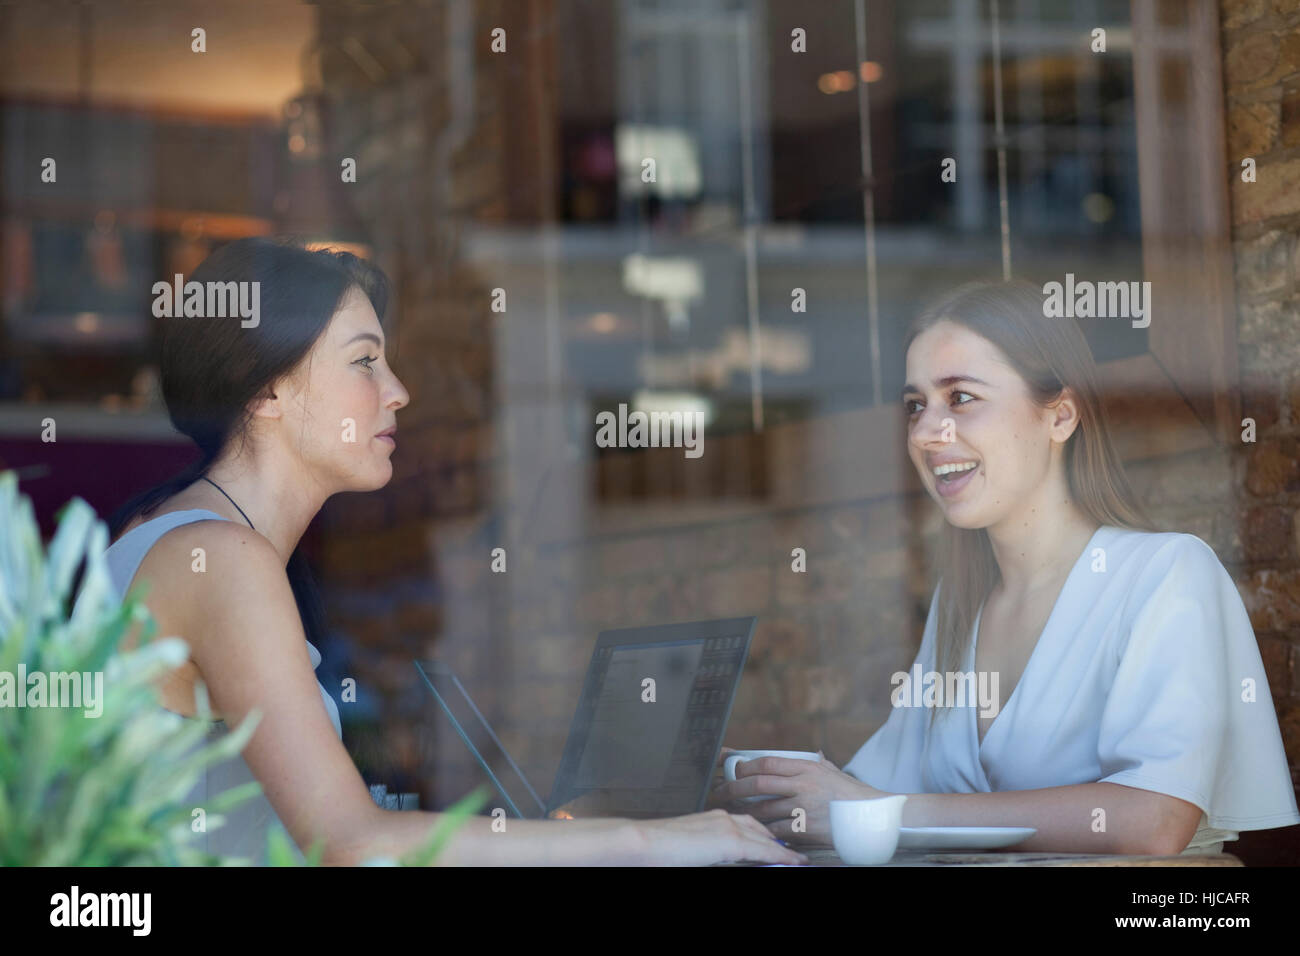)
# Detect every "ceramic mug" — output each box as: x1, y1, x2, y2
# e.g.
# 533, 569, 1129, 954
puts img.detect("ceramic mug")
829, 795, 908, 864
723, 750, 821, 804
